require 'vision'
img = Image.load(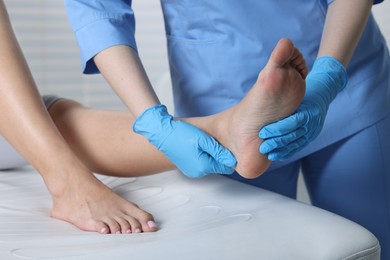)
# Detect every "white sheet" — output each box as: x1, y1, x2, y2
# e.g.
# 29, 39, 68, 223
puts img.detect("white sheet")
0, 167, 380, 260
